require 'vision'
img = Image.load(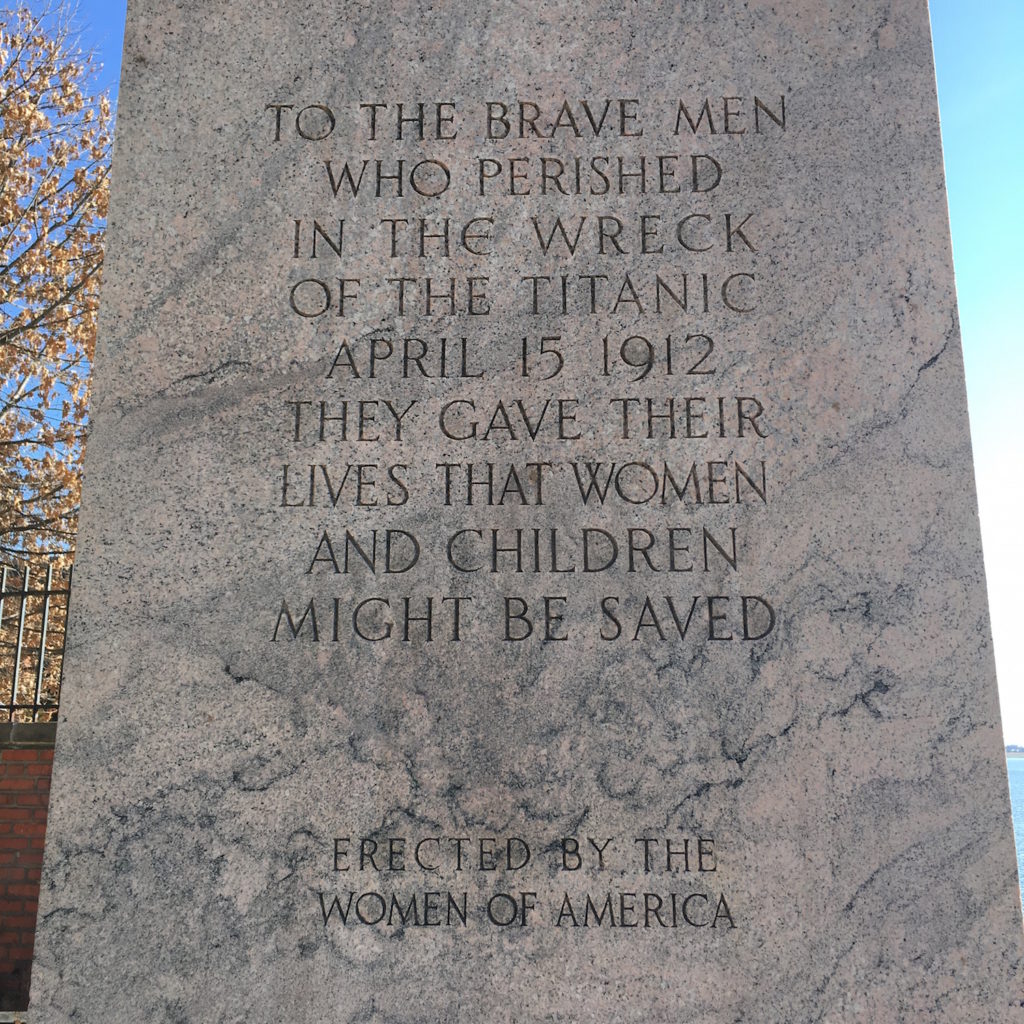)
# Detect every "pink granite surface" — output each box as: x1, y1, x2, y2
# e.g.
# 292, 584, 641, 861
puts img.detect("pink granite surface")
31, 1, 1024, 1020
